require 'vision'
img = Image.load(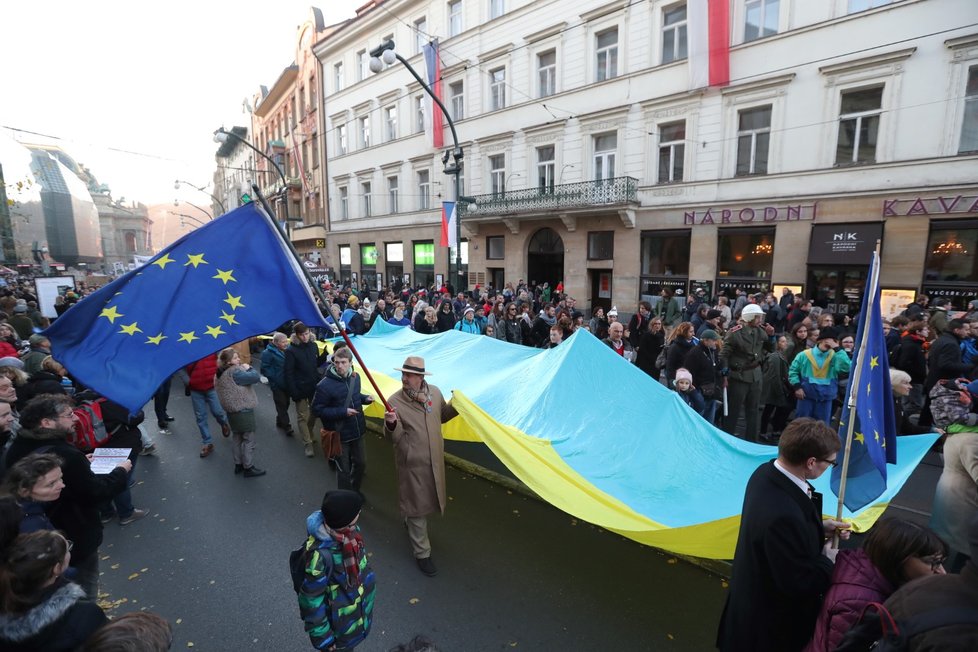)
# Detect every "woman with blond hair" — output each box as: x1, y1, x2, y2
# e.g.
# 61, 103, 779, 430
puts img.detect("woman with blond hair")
215, 347, 265, 477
